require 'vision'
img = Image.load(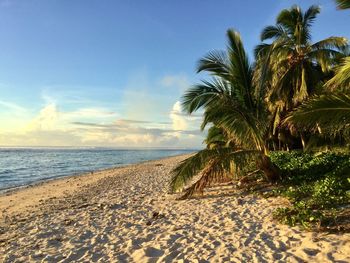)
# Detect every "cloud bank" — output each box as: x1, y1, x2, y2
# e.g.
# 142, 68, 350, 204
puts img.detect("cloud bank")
0, 74, 205, 148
